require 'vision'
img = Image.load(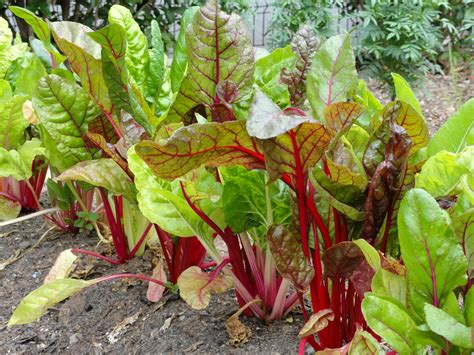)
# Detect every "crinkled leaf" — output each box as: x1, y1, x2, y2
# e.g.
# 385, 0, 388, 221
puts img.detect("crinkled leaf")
58, 159, 134, 200
44, 249, 77, 284
362, 293, 417, 353
298, 309, 334, 337
398, 189, 467, 316
416, 149, 472, 197
169, 1, 254, 122
136, 121, 264, 180
362, 124, 411, 241
14, 54, 47, 97
349, 260, 375, 298
0, 95, 28, 149
0, 18, 14, 78
51, 25, 112, 115
49, 22, 101, 59
388, 100, 428, 156
0, 138, 44, 180
267, 224, 314, 291
170, 6, 199, 93
0, 79, 12, 104
85, 132, 127, 173
258, 122, 330, 183
322, 241, 363, 280
281, 25, 321, 107
88, 25, 153, 134
428, 98, 474, 156
128, 147, 220, 260
324, 102, 364, 138
246, 91, 311, 139
424, 303, 473, 349
0, 195, 21, 221
391, 73, 422, 117
144, 20, 165, 104
9, 7, 64, 67
307, 34, 358, 121
254, 45, 296, 108
8, 278, 98, 326
309, 173, 364, 221
177, 266, 233, 310
108, 5, 149, 89
33, 74, 99, 170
